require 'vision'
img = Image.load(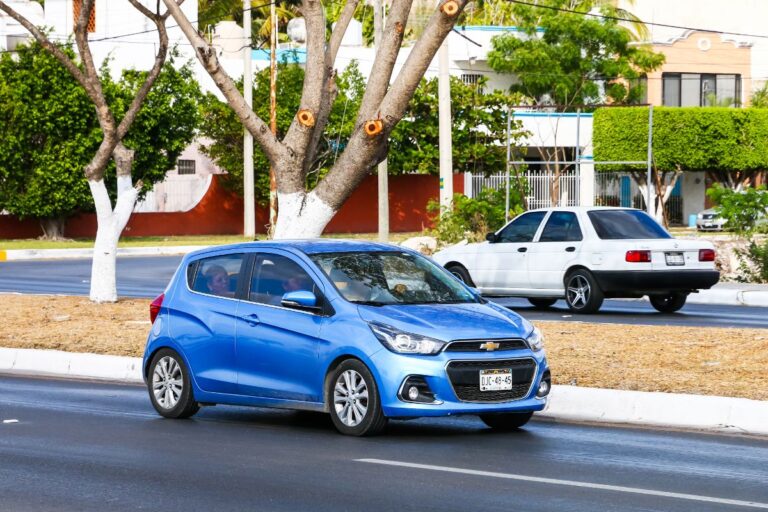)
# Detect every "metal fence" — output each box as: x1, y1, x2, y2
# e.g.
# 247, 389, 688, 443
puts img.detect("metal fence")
593, 172, 683, 224
465, 170, 580, 209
